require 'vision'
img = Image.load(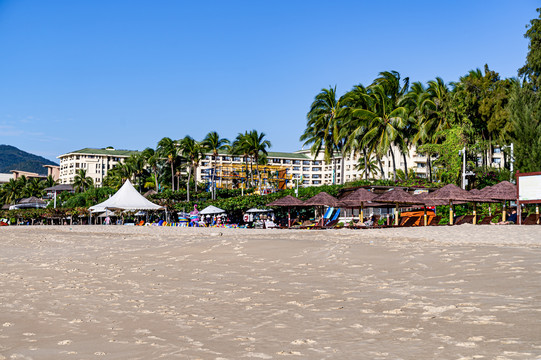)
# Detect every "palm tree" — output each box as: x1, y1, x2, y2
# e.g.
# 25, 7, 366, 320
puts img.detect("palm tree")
201, 131, 230, 200
244, 130, 271, 192
231, 131, 252, 190
142, 147, 160, 191
354, 156, 380, 179
73, 169, 94, 193
300, 86, 347, 184
178, 136, 204, 201
157, 137, 179, 191
342, 84, 374, 181
1, 178, 23, 204
352, 83, 408, 181
124, 153, 146, 191
44, 175, 58, 188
